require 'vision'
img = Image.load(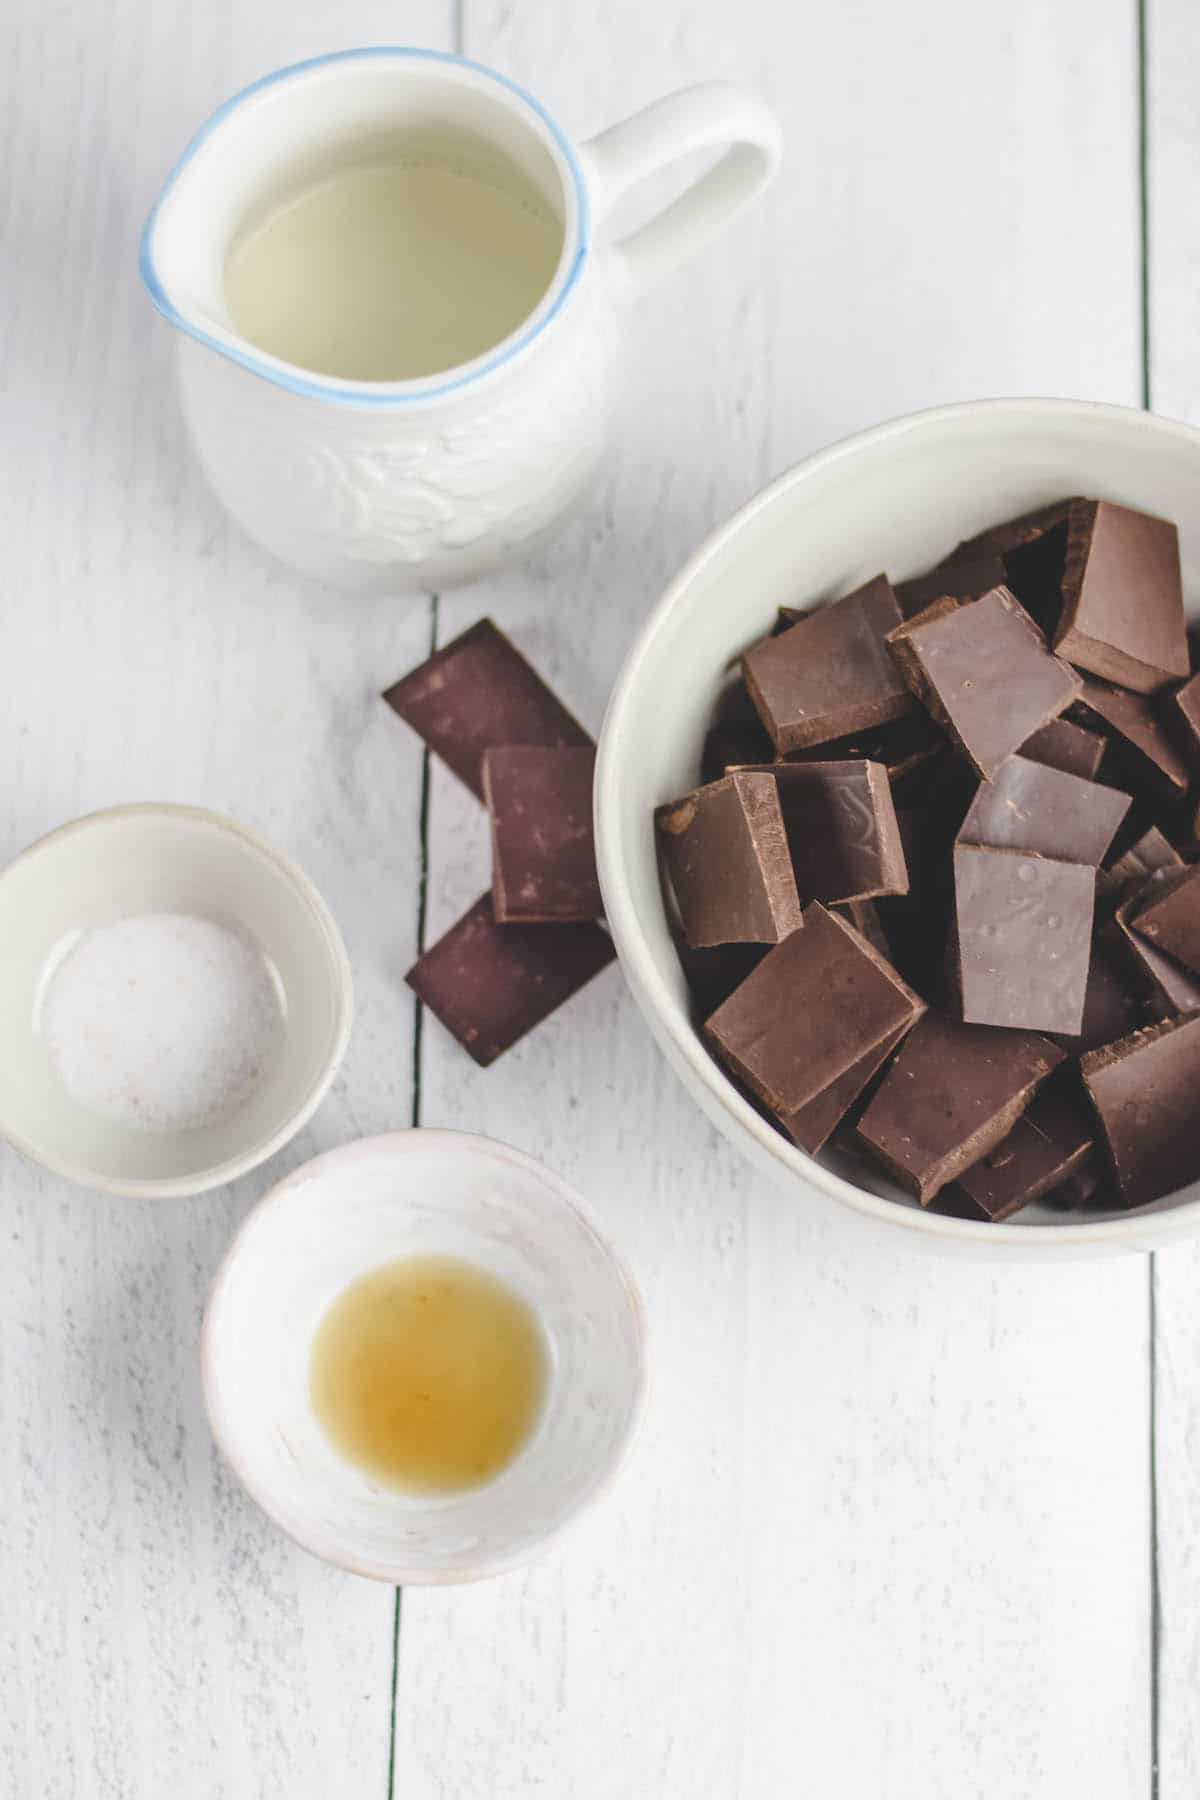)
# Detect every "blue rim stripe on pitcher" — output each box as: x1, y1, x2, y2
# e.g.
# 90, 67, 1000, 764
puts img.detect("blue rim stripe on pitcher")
138, 47, 591, 409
